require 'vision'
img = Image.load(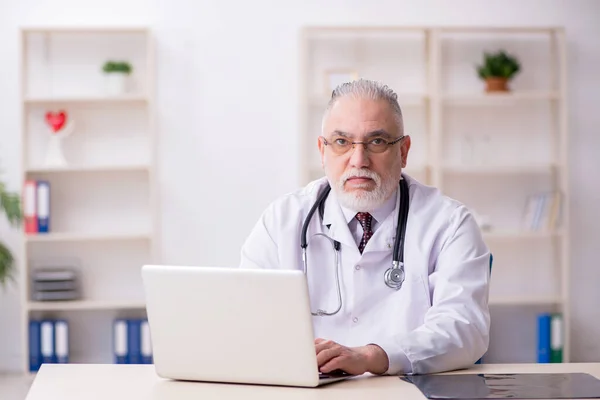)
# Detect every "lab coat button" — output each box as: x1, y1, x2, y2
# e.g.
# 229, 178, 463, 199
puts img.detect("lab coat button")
355, 265, 361, 270
353, 317, 359, 323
